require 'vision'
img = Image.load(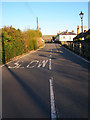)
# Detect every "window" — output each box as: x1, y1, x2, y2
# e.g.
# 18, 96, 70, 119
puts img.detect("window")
63, 36, 65, 39
69, 36, 71, 40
